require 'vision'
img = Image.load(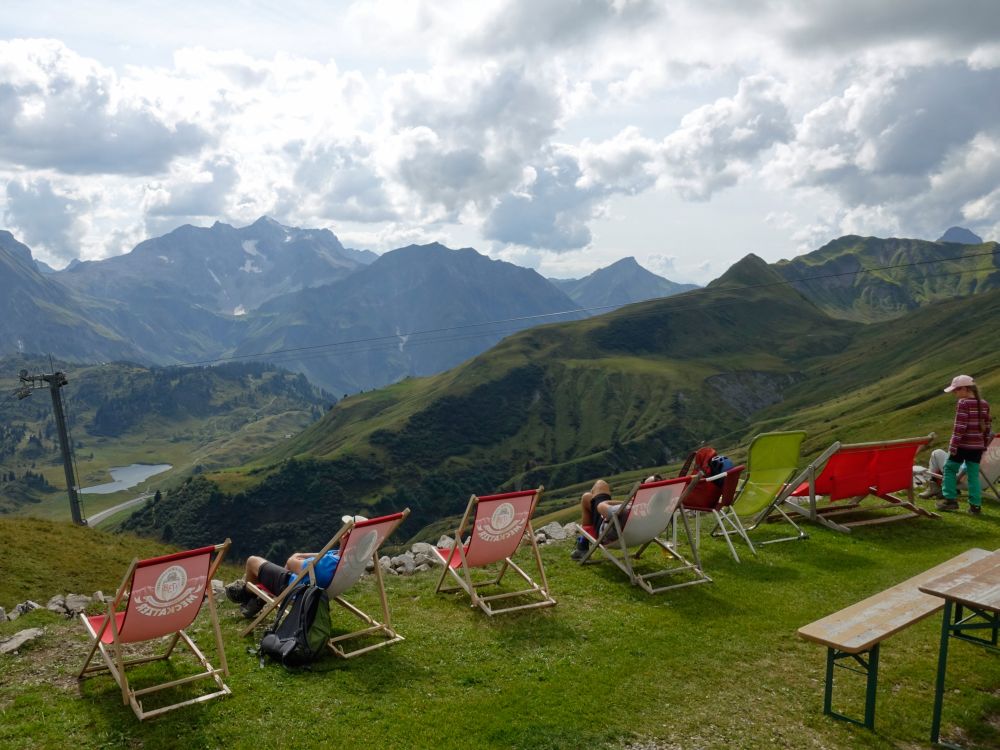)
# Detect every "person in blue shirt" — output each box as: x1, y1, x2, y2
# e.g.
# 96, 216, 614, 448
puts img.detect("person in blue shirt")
226, 515, 363, 617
